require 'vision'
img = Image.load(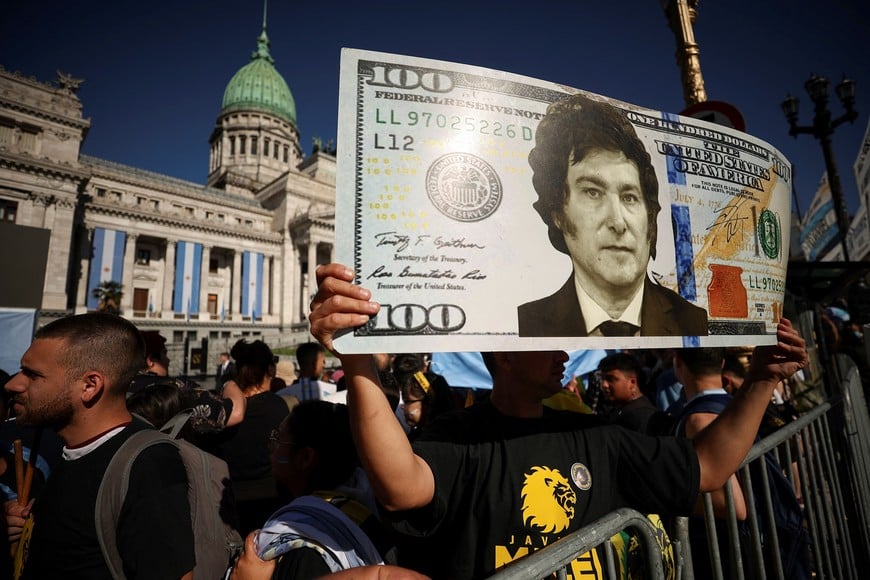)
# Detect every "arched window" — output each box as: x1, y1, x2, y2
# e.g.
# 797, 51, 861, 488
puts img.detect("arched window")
283, 145, 289, 163
240, 136, 247, 155
229, 136, 236, 155
251, 136, 258, 156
